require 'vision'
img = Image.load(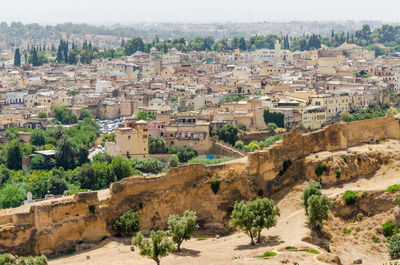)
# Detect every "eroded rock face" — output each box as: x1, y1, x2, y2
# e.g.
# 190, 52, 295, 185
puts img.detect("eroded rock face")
0, 162, 256, 255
